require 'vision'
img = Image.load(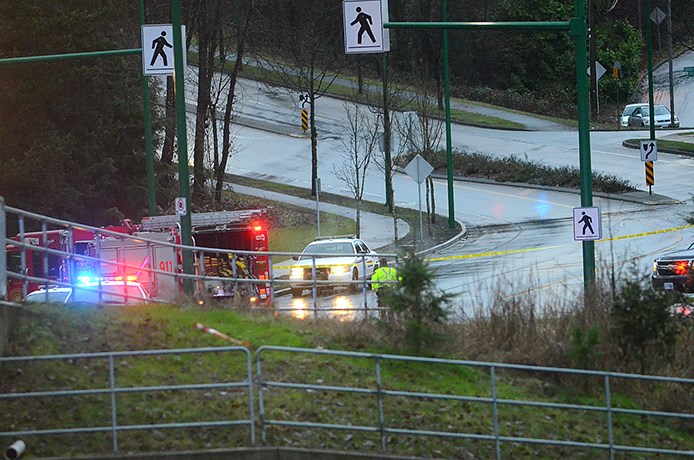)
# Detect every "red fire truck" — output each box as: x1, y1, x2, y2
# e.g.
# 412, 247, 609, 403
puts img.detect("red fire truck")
93, 209, 272, 302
